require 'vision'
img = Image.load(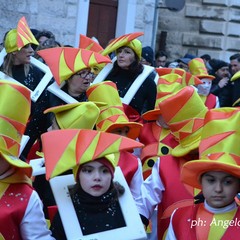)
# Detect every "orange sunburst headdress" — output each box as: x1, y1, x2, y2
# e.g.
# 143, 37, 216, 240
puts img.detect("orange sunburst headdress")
37, 47, 112, 85
5, 16, 39, 53
158, 86, 208, 157
41, 129, 144, 180
181, 107, 240, 189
